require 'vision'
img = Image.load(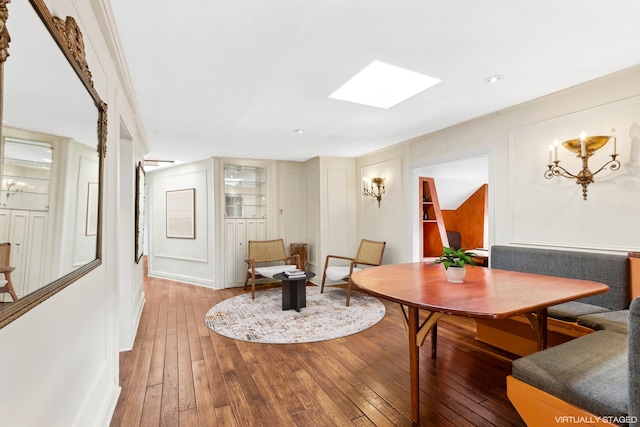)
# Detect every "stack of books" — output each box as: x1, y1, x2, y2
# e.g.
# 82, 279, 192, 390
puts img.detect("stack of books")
284, 269, 306, 279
